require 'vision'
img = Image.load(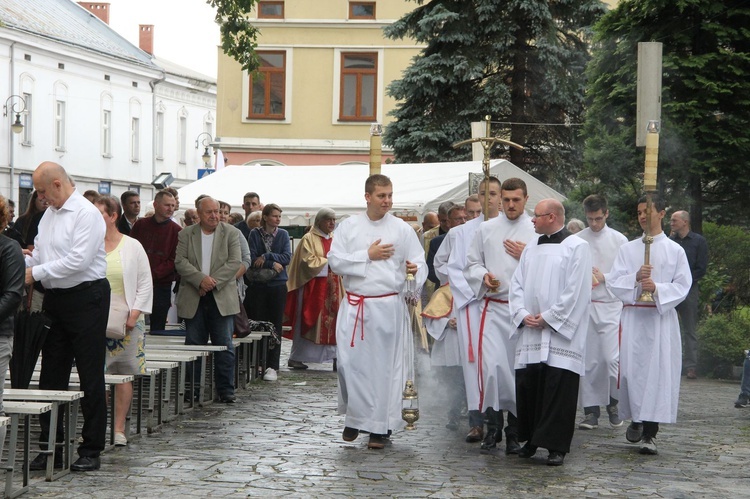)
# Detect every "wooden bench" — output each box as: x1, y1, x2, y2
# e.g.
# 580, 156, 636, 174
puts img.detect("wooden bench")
3, 389, 83, 483
3, 401, 53, 499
